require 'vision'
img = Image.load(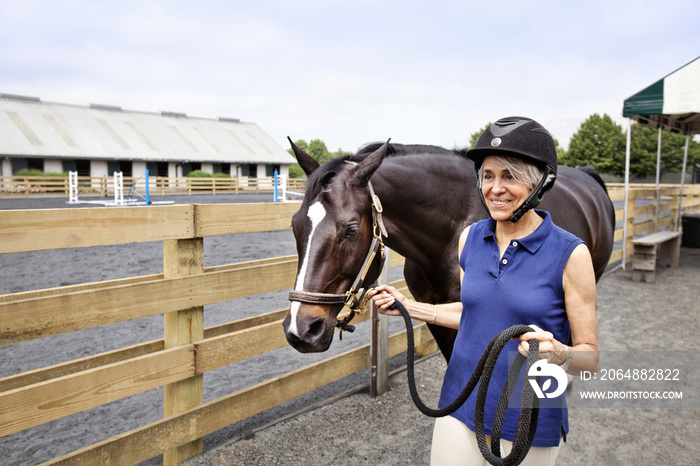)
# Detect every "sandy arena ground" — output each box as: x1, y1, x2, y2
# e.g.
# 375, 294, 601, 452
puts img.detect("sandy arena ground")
185, 247, 700, 466
2, 195, 699, 465
0, 194, 407, 466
